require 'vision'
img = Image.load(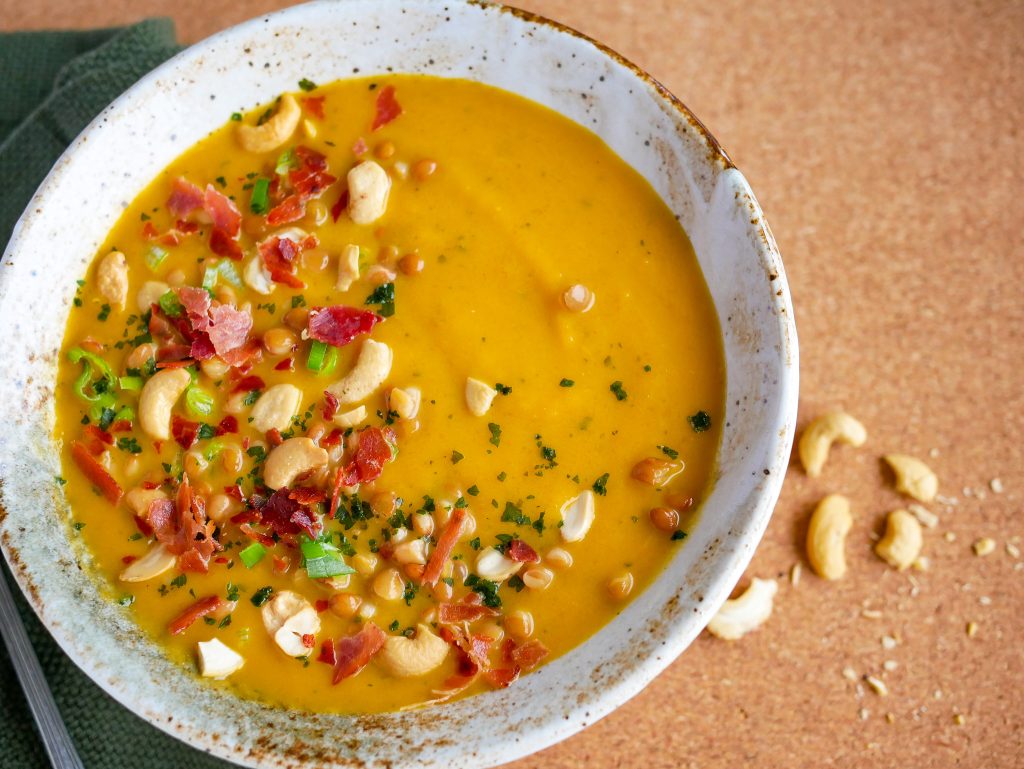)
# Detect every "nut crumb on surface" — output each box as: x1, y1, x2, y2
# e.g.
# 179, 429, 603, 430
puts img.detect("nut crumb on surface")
966, 621, 978, 637
989, 477, 1004, 493
881, 634, 898, 650
883, 659, 899, 671
953, 713, 966, 726
864, 675, 889, 696
972, 537, 997, 556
